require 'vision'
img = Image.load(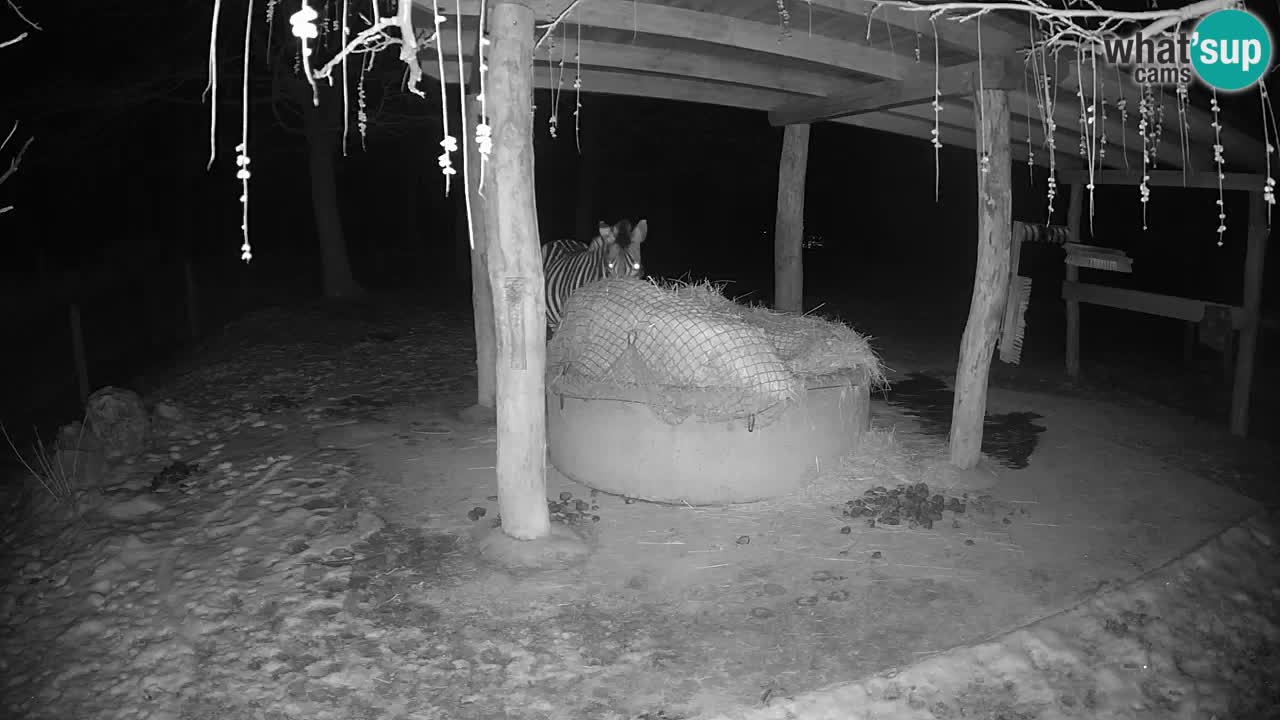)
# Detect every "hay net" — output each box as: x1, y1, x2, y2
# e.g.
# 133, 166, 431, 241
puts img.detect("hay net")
546, 277, 886, 425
